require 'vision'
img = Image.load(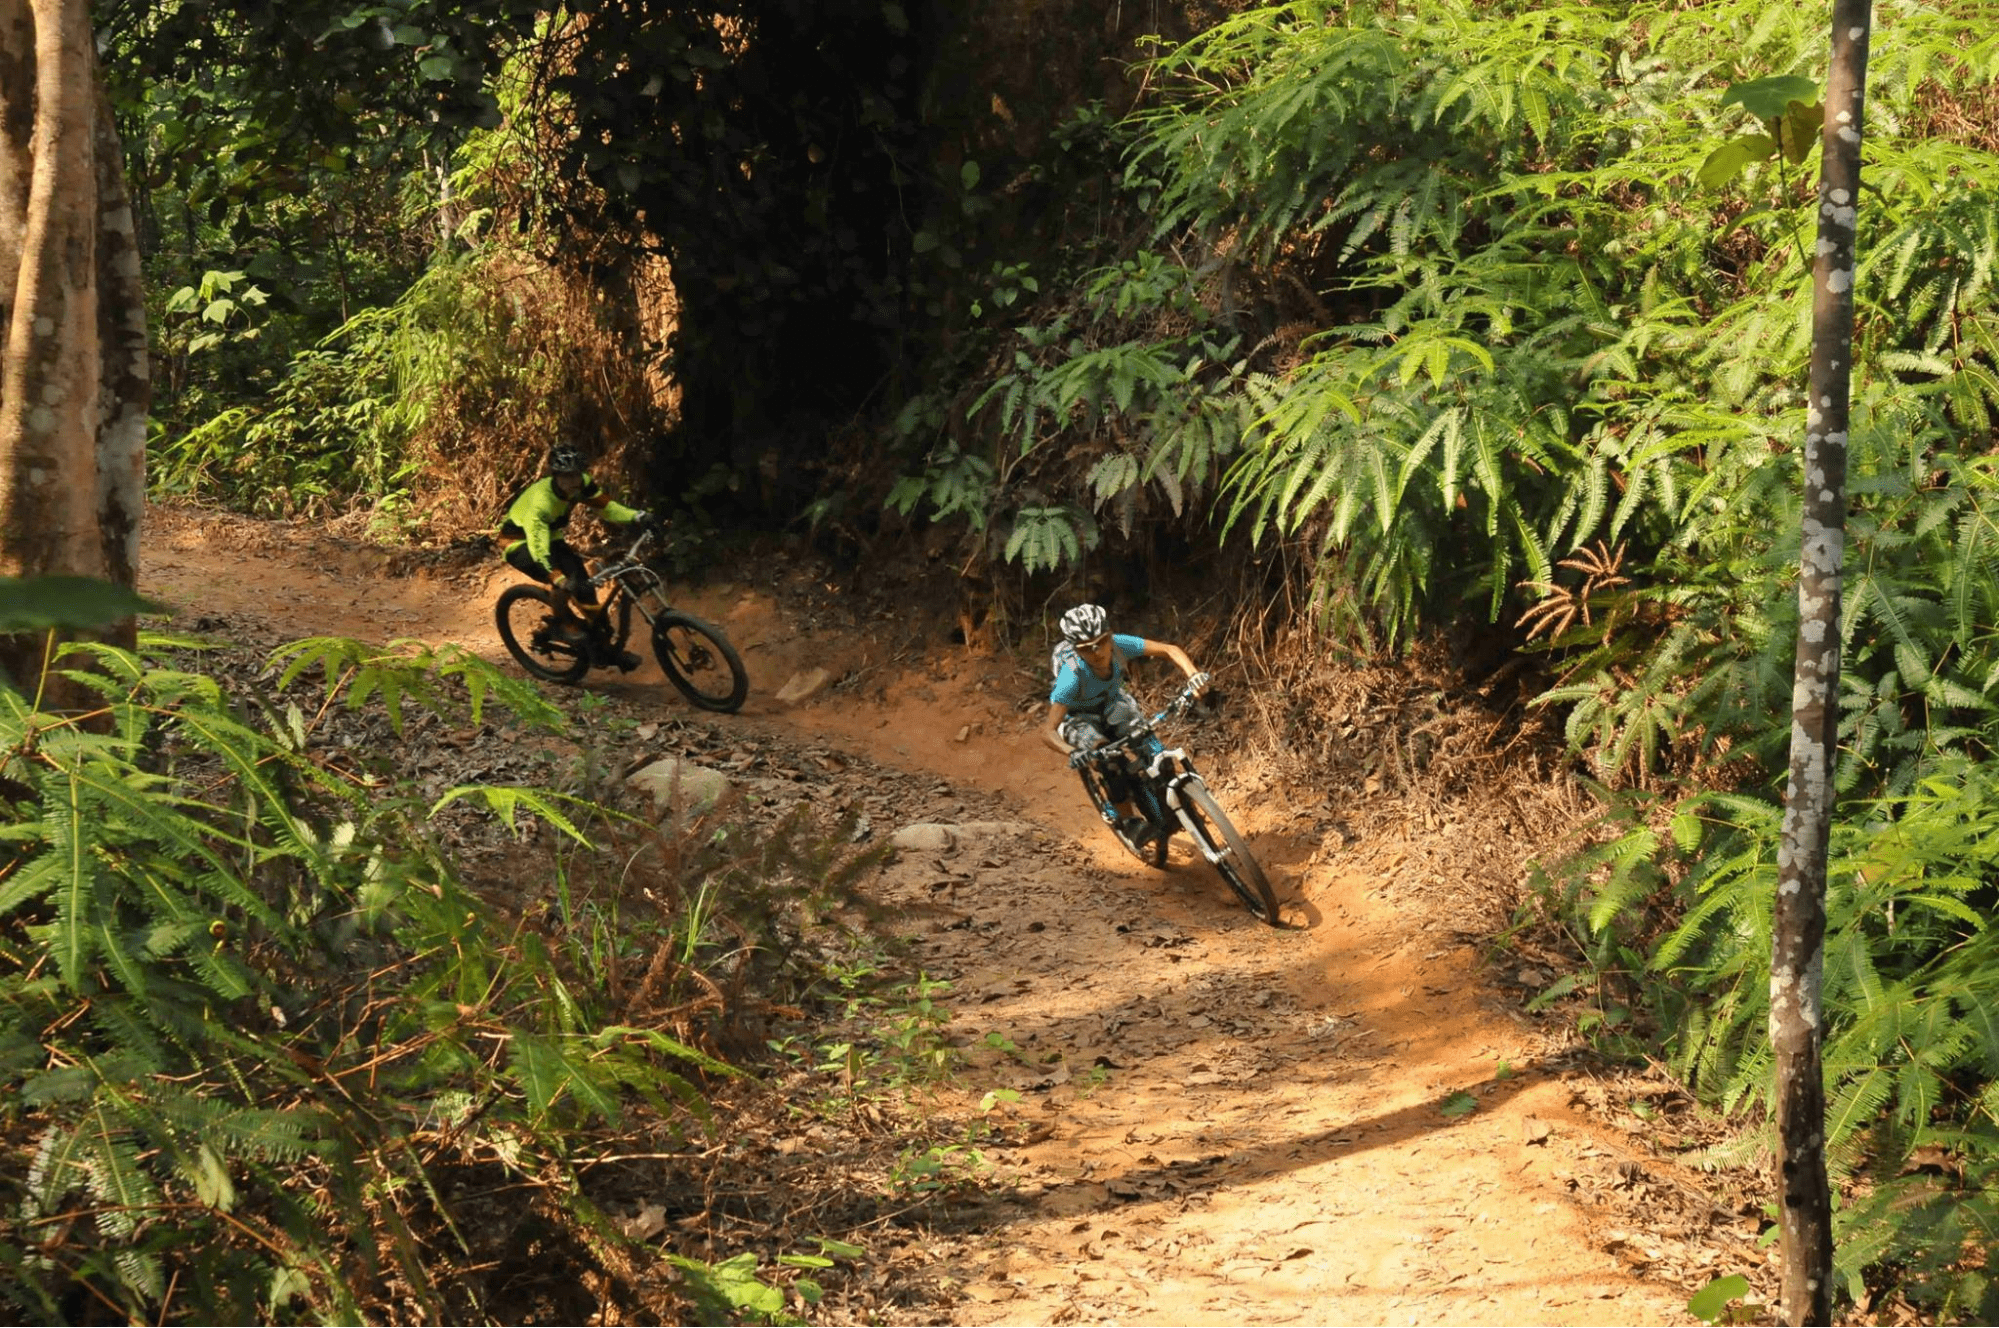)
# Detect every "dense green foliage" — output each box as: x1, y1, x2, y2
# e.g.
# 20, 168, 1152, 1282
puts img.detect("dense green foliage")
903, 0, 1999, 1312
0, 624, 738, 1320
116, 0, 1043, 523
106, 0, 1999, 1312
